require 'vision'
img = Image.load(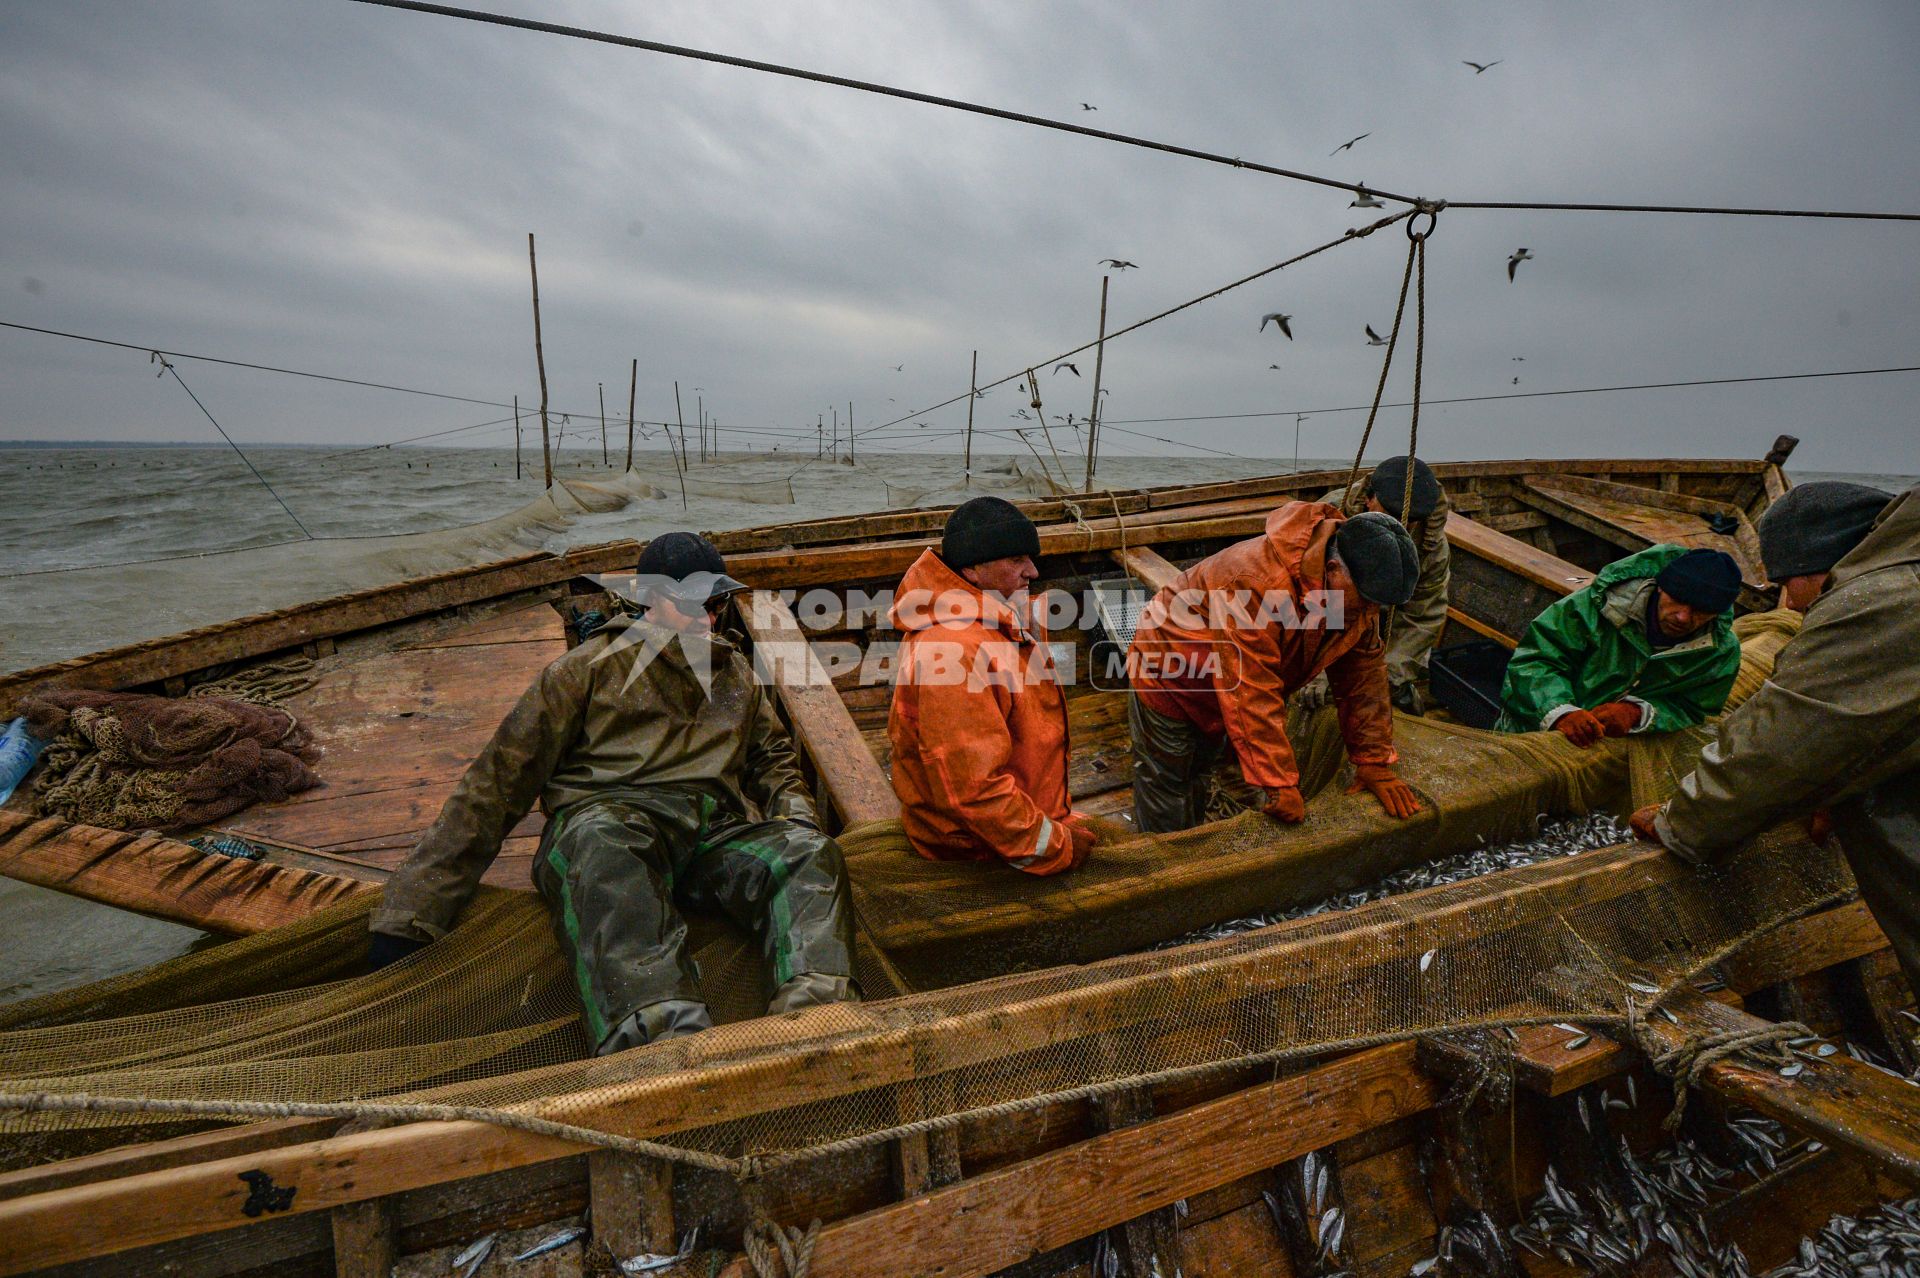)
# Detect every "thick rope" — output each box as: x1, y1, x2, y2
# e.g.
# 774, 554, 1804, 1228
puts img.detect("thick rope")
1401, 225, 1429, 519
1340, 232, 1420, 513
1625, 1005, 1815, 1132
744, 1219, 823, 1278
